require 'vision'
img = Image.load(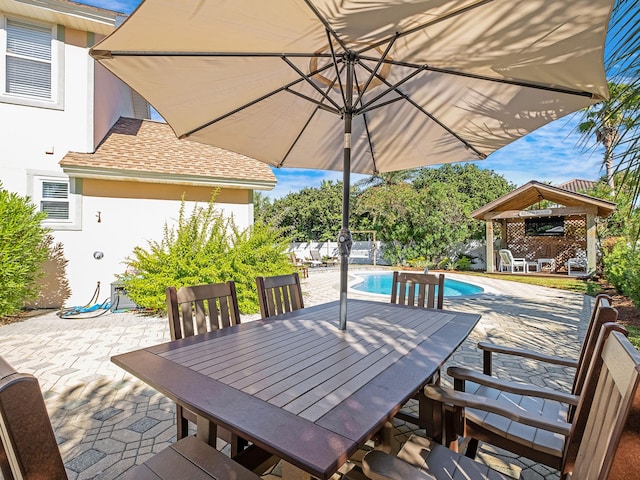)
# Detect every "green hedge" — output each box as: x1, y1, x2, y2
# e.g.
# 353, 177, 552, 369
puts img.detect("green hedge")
603, 236, 640, 308
0, 184, 50, 317
120, 196, 293, 314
